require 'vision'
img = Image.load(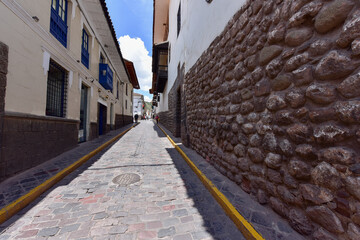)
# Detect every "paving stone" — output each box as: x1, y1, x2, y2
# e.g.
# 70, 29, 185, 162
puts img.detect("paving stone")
59, 224, 80, 234
109, 225, 128, 234
174, 233, 193, 240
158, 226, 176, 238
172, 209, 188, 217
38, 227, 60, 237
93, 212, 108, 220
